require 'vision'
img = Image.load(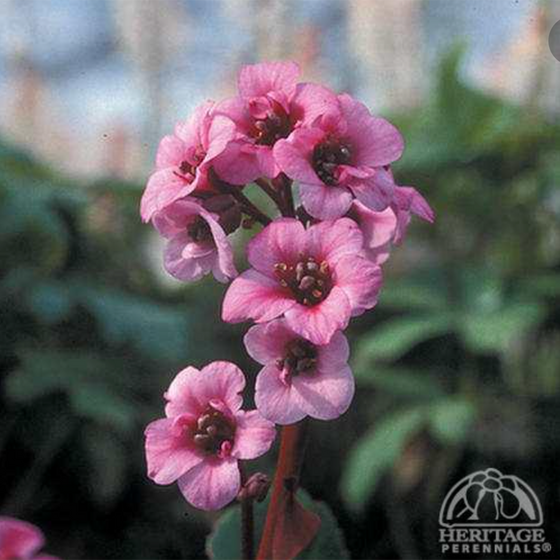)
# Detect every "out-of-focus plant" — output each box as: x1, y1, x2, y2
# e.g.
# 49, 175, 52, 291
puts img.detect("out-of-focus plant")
340, 46, 560, 558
